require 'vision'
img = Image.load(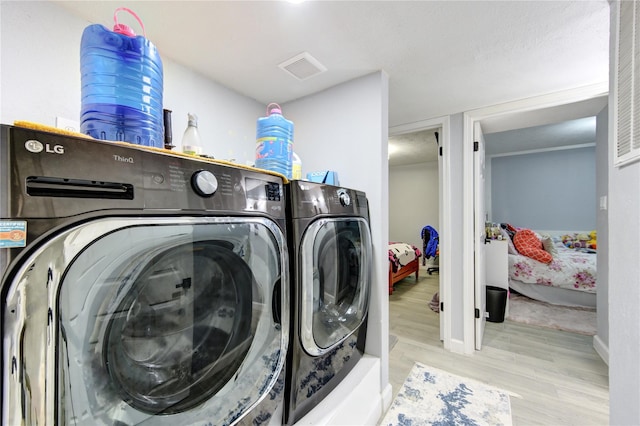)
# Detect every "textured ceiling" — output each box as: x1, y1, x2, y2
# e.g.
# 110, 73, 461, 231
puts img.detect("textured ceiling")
54, 0, 610, 166
388, 129, 440, 167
